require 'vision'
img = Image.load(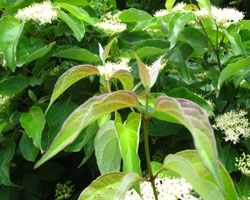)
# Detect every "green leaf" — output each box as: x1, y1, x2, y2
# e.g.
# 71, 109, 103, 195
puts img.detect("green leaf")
78, 172, 125, 200
52, 45, 100, 62
197, 0, 211, 14
56, 0, 89, 6
60, 3, 95, 26
132, 51, 150, 90
35, 91, 139, 168
59, 11, 85, 42
0, 119, 8, 134
176, 150, 239, 200
232, 64, 250, 87
180, 27, 208, 54
224, 25, 246, 55
0, 75, 30, 95
153, 96, 223, 191
168, 12, 196, 49
132, 47, 166, 58
163, 153, 224, 200
165, 0, 176, 10
115, 112, 141, 175
19, 133, 39, 162
167, 43, 192, 83
238, 176, 250, 199
47, 65, 99, 111
95, 121, 121, 174
168, 87, 213, 116
16, 37, 55, 66
99, 37, 117, 64
0, 143, 15, 186
114, 172, 140, 200
218, 57, 250, 89
119, 8, 152, 22
0, 16, 24, 71
112, 70, 134, 90
20, 106, 46, 149
2, 0, 25, 6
